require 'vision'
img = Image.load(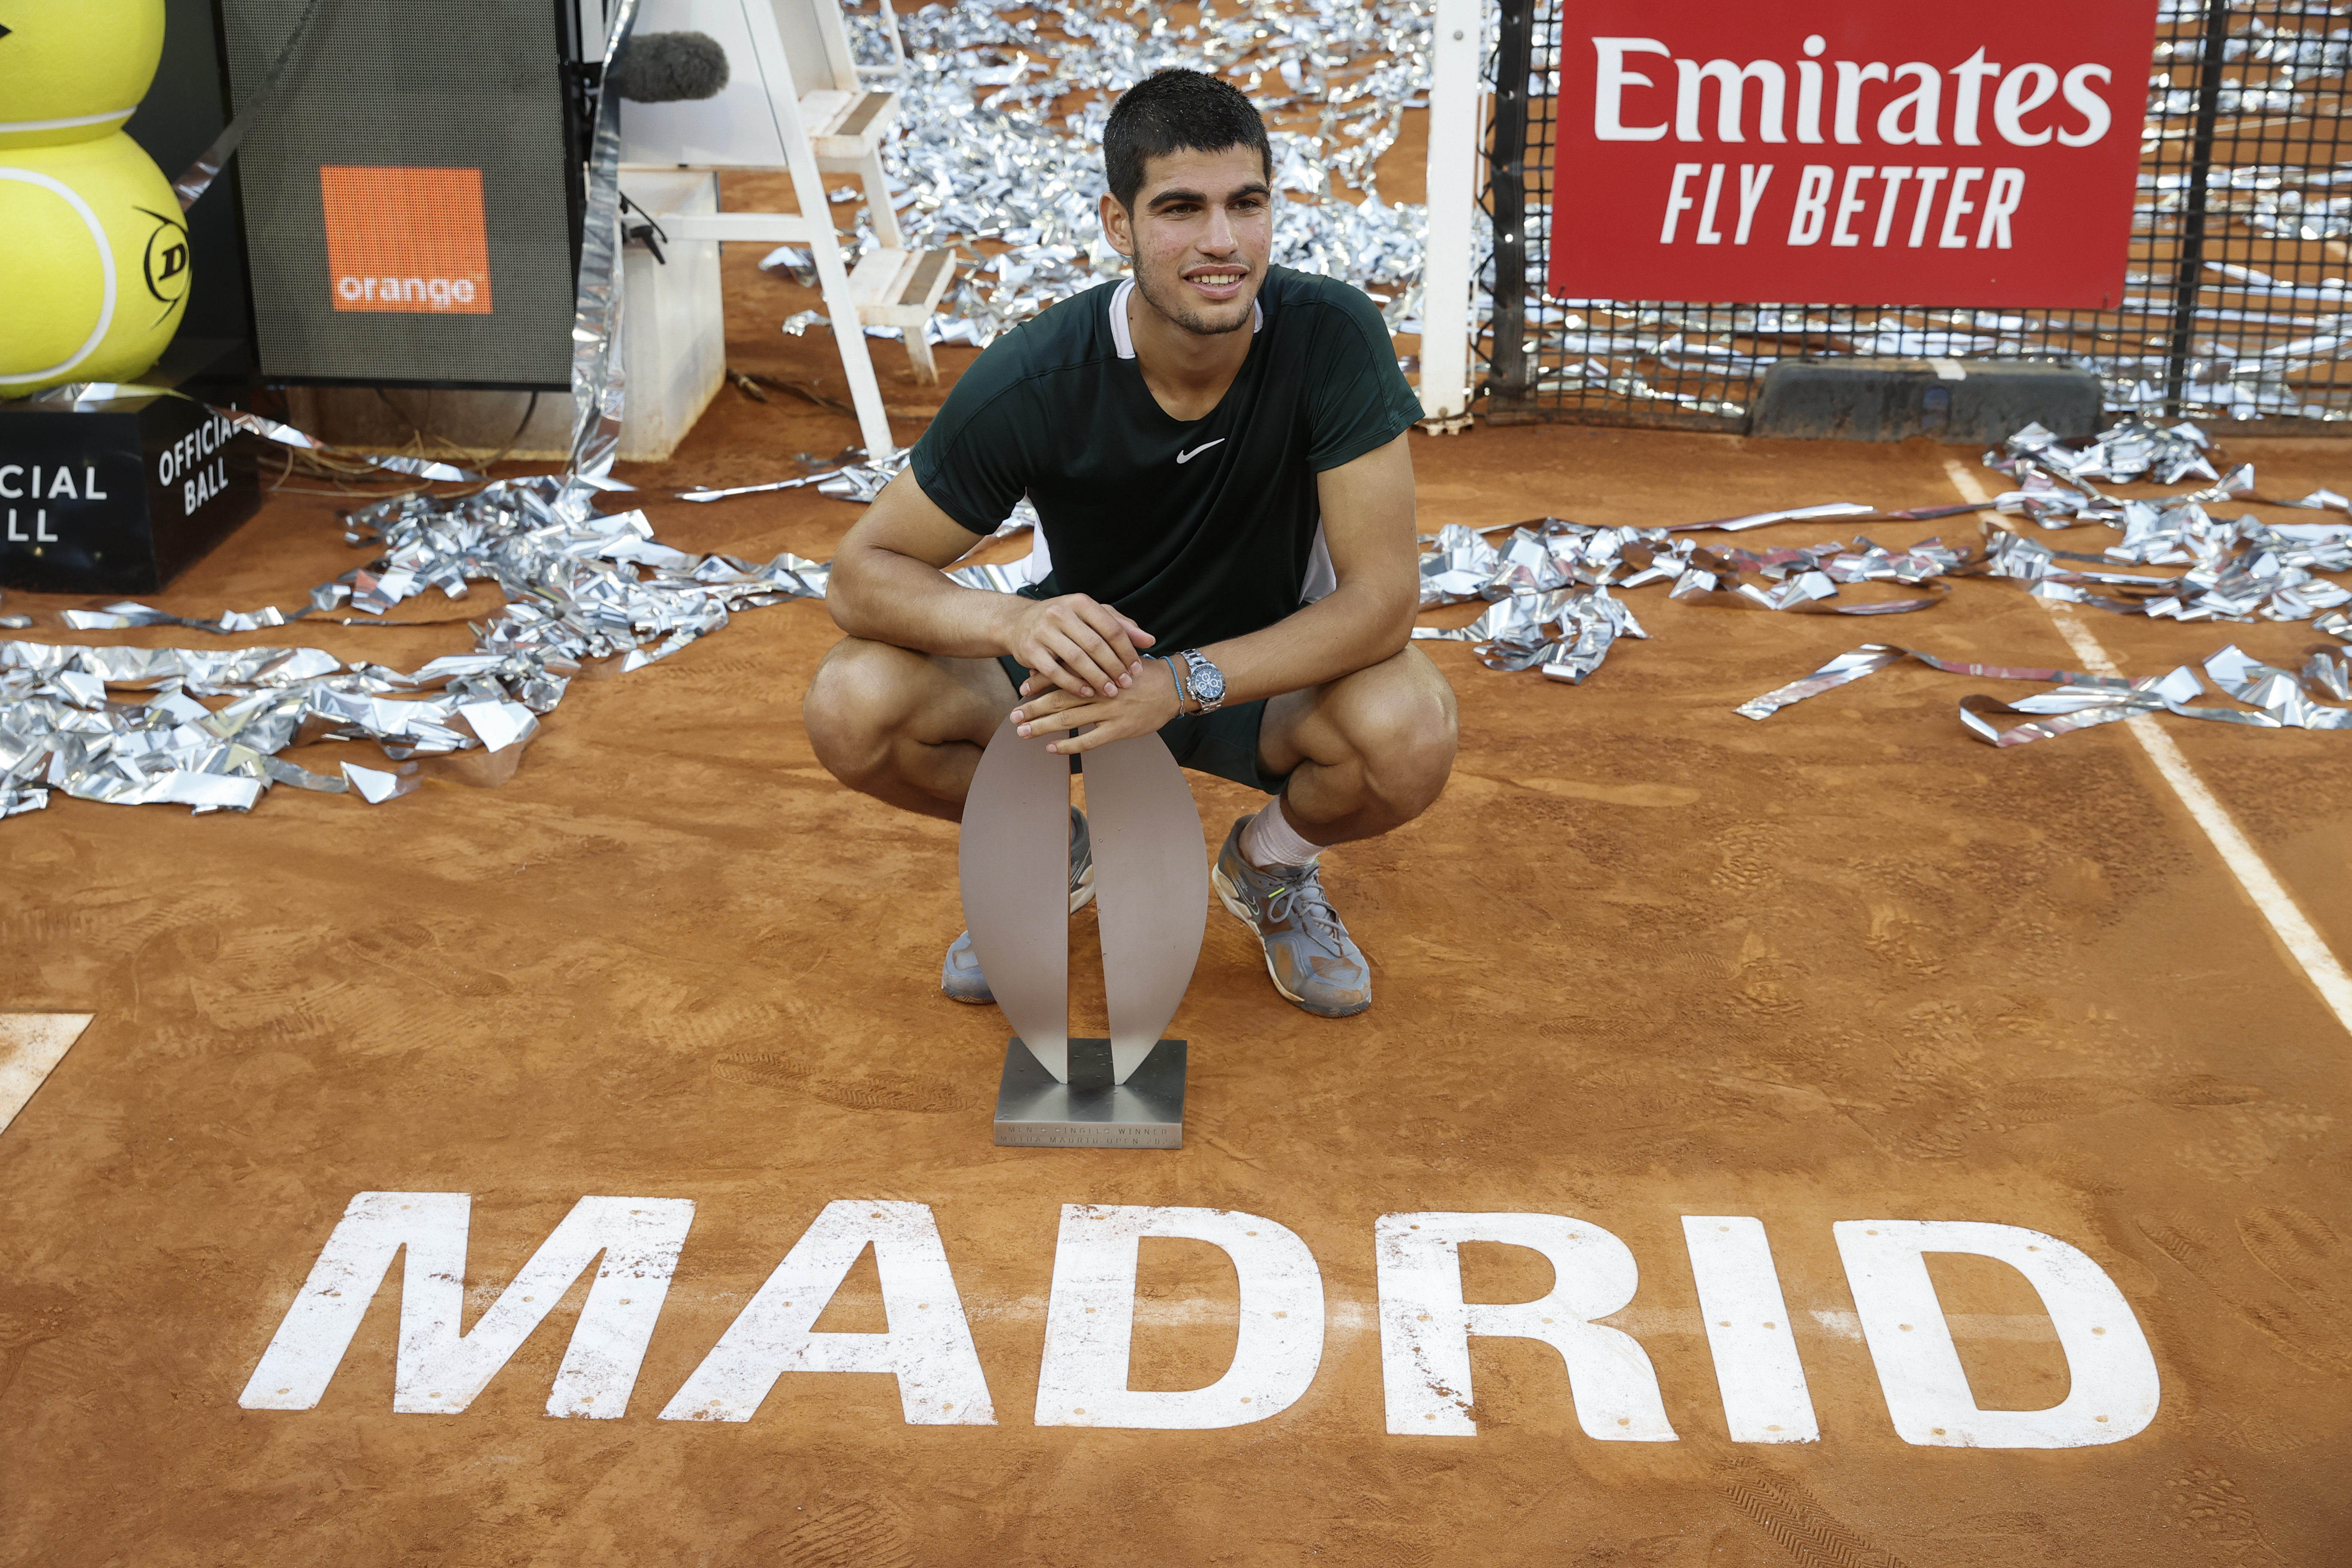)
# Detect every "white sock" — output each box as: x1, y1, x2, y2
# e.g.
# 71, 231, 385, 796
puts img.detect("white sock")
1241, 801, 1323, 870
